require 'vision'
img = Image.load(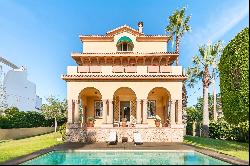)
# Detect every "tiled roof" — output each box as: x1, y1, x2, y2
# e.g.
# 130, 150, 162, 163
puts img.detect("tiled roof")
72, 52, 178, 55
79, 35, 111, 37
62, 74, 187, 80
79, 25, 169, 40
79, 34, 168, 38
106, 24, 142, 35
143, 35, 168, 37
